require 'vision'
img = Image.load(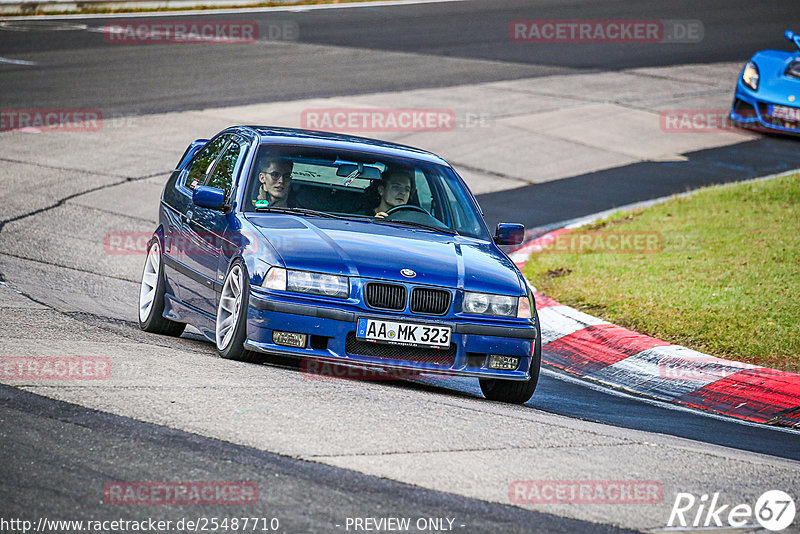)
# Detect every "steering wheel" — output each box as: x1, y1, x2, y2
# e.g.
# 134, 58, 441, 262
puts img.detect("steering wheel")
383, 204, 449, 230
385, 204, 430, 216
